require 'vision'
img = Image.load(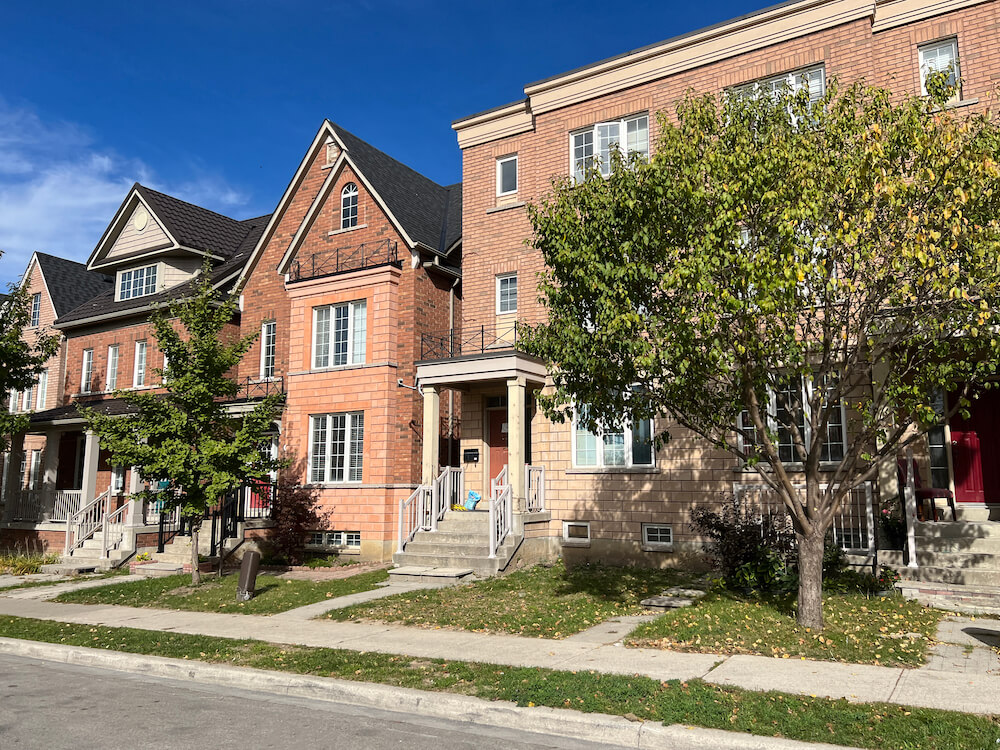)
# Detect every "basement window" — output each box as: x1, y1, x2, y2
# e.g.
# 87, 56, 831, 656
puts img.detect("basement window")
641, 523, 673, 552
562, 521, 591, 547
